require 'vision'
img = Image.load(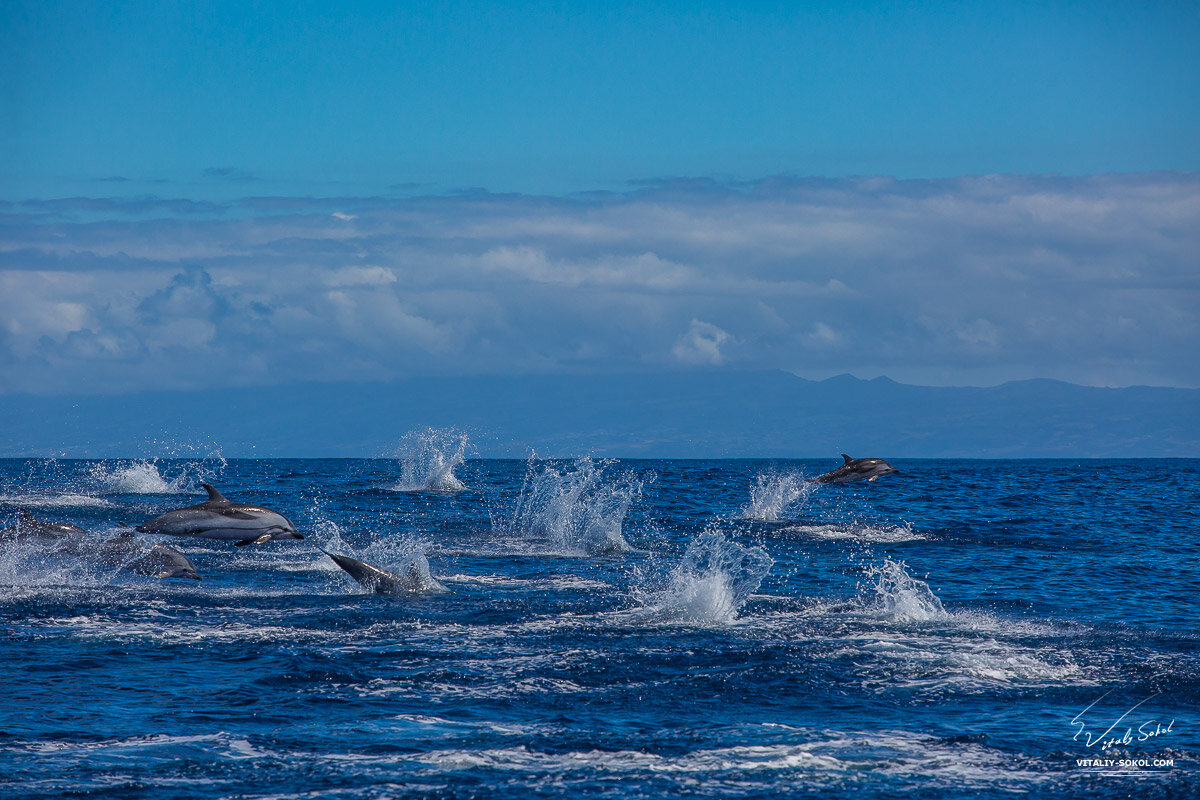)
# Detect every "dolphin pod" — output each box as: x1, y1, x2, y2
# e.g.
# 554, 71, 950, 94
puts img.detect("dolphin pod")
0, 509, 201, 580
136, 484, 303, 546
4, 485, 456, 594
815, 453, 900, 484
